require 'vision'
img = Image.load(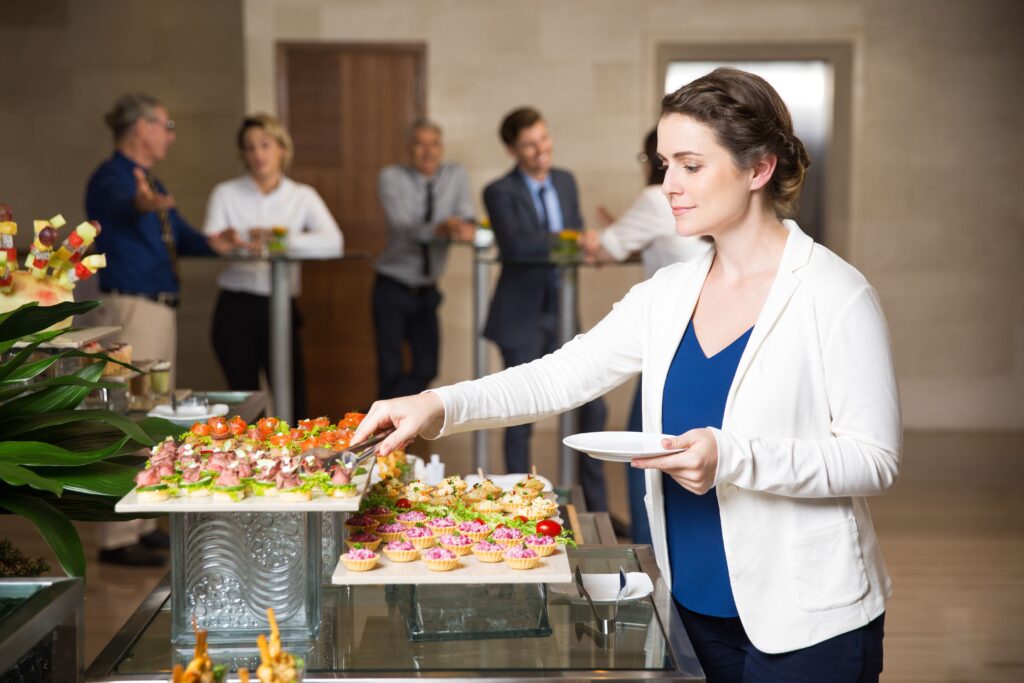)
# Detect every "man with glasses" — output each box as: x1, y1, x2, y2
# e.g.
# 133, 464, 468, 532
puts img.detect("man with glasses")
482, 106, 609, 513
84, 93, 240, 566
